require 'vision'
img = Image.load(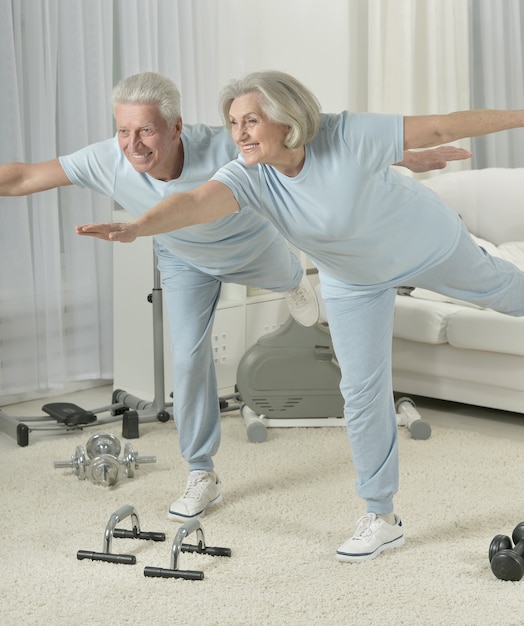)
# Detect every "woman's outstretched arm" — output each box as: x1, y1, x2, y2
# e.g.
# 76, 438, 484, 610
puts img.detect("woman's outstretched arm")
404, 109, 524, 150
76, 180, 239, 242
